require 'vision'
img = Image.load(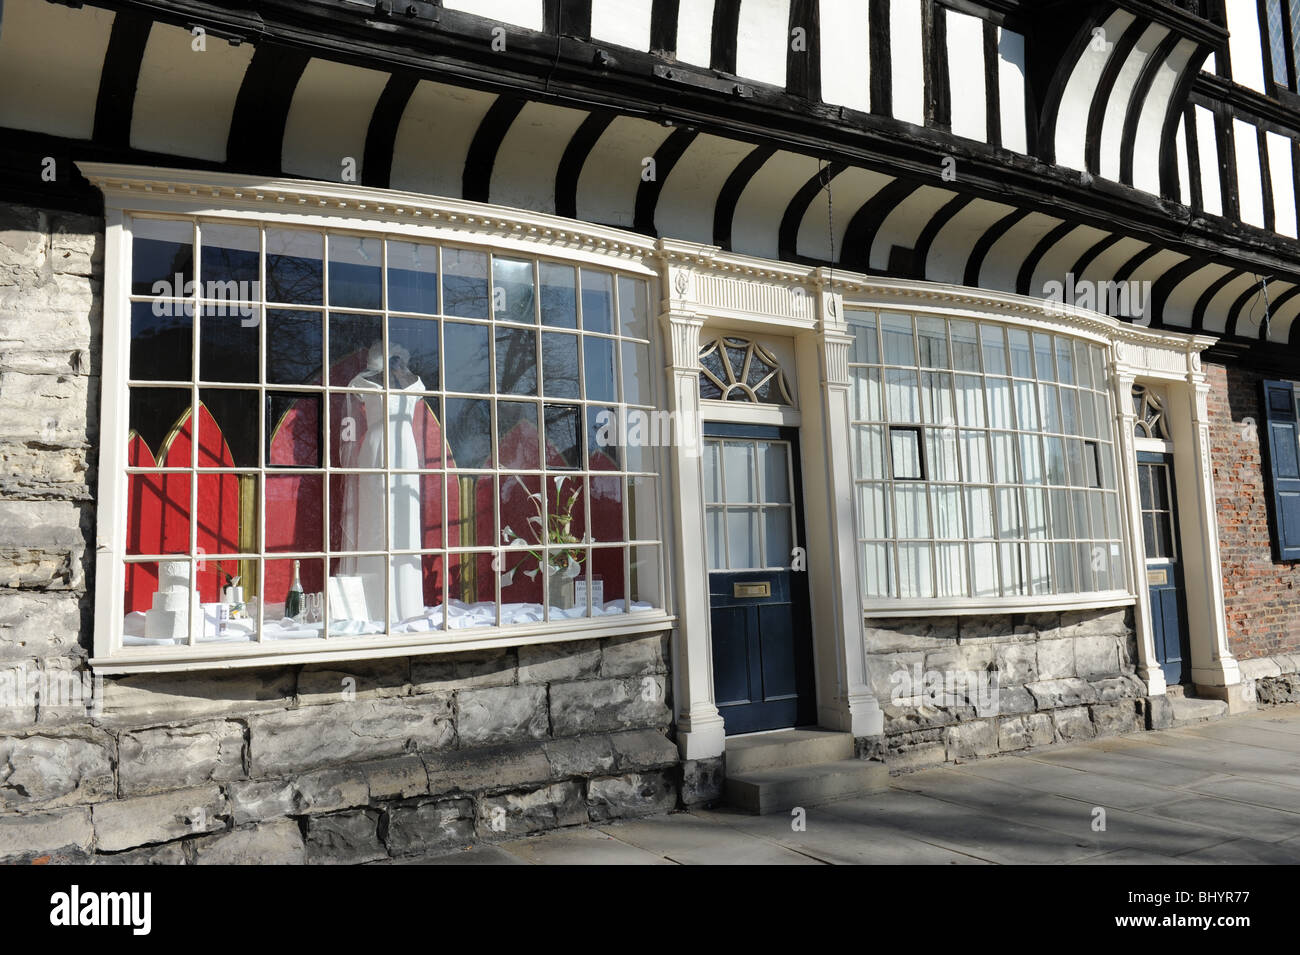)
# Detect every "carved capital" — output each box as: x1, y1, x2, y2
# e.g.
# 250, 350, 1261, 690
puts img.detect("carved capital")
822, 335, 852, 388
661, 311, 706, 372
